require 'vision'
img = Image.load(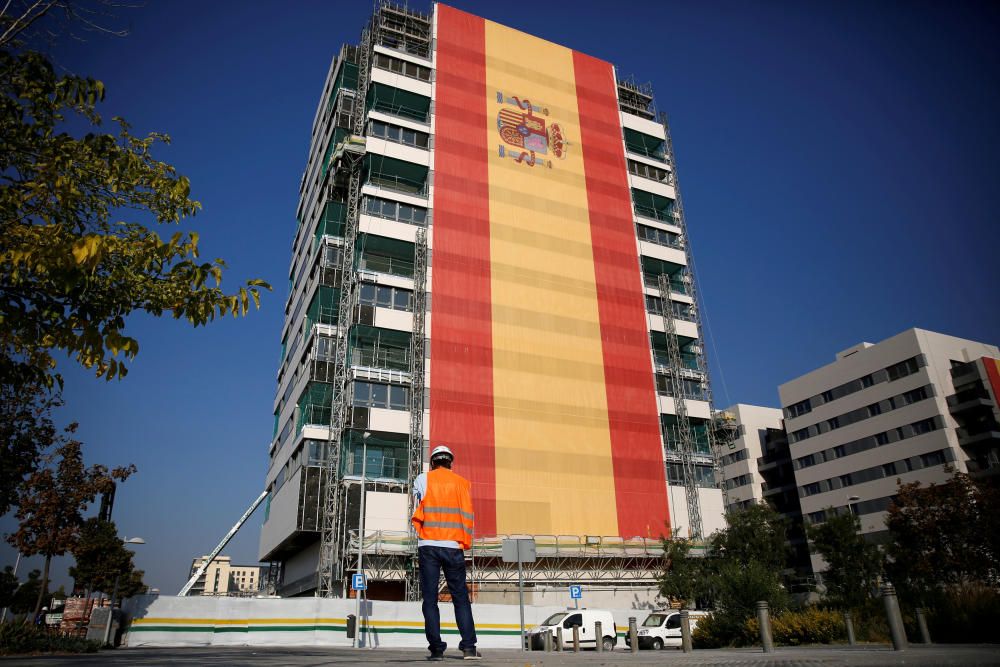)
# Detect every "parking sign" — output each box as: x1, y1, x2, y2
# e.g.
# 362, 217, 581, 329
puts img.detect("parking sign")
569, 585, 582, 599
352, 573, 367, 591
